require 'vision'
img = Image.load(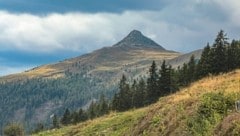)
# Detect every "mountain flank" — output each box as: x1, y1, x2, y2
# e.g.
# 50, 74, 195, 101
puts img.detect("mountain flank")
34, 69, 240, 136
0, 30, 186, 131
0, 30, 179, 83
